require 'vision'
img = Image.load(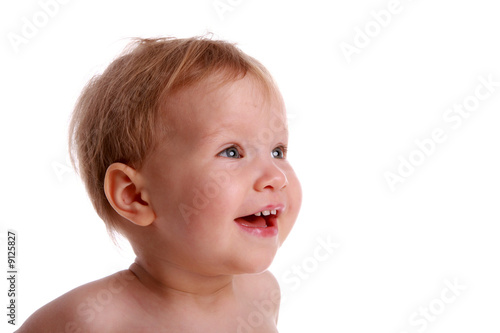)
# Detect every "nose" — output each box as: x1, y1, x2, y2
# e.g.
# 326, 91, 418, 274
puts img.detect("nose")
254, 160, 288, 192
